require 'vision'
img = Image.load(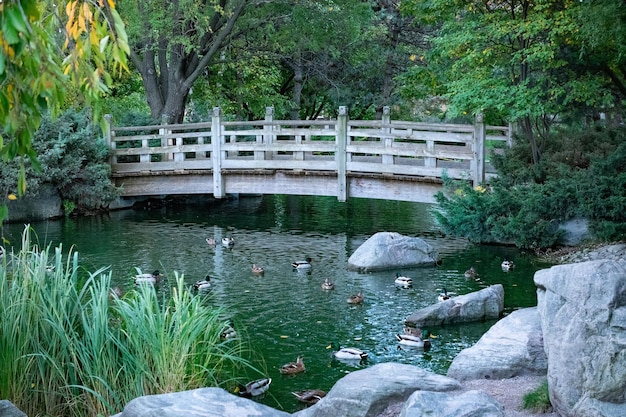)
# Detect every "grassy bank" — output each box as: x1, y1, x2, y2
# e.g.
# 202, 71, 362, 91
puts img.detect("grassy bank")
0, 227, 258, 417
